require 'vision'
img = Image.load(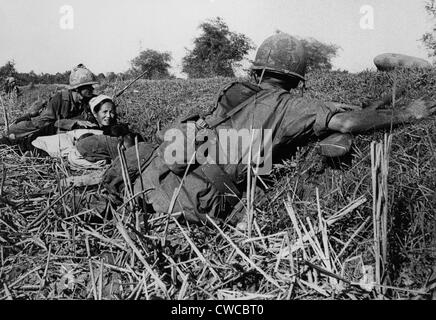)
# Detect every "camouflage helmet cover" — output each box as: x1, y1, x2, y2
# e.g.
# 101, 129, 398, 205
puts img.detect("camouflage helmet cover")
252, 32, 307, 83
69, 64, 98, 89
